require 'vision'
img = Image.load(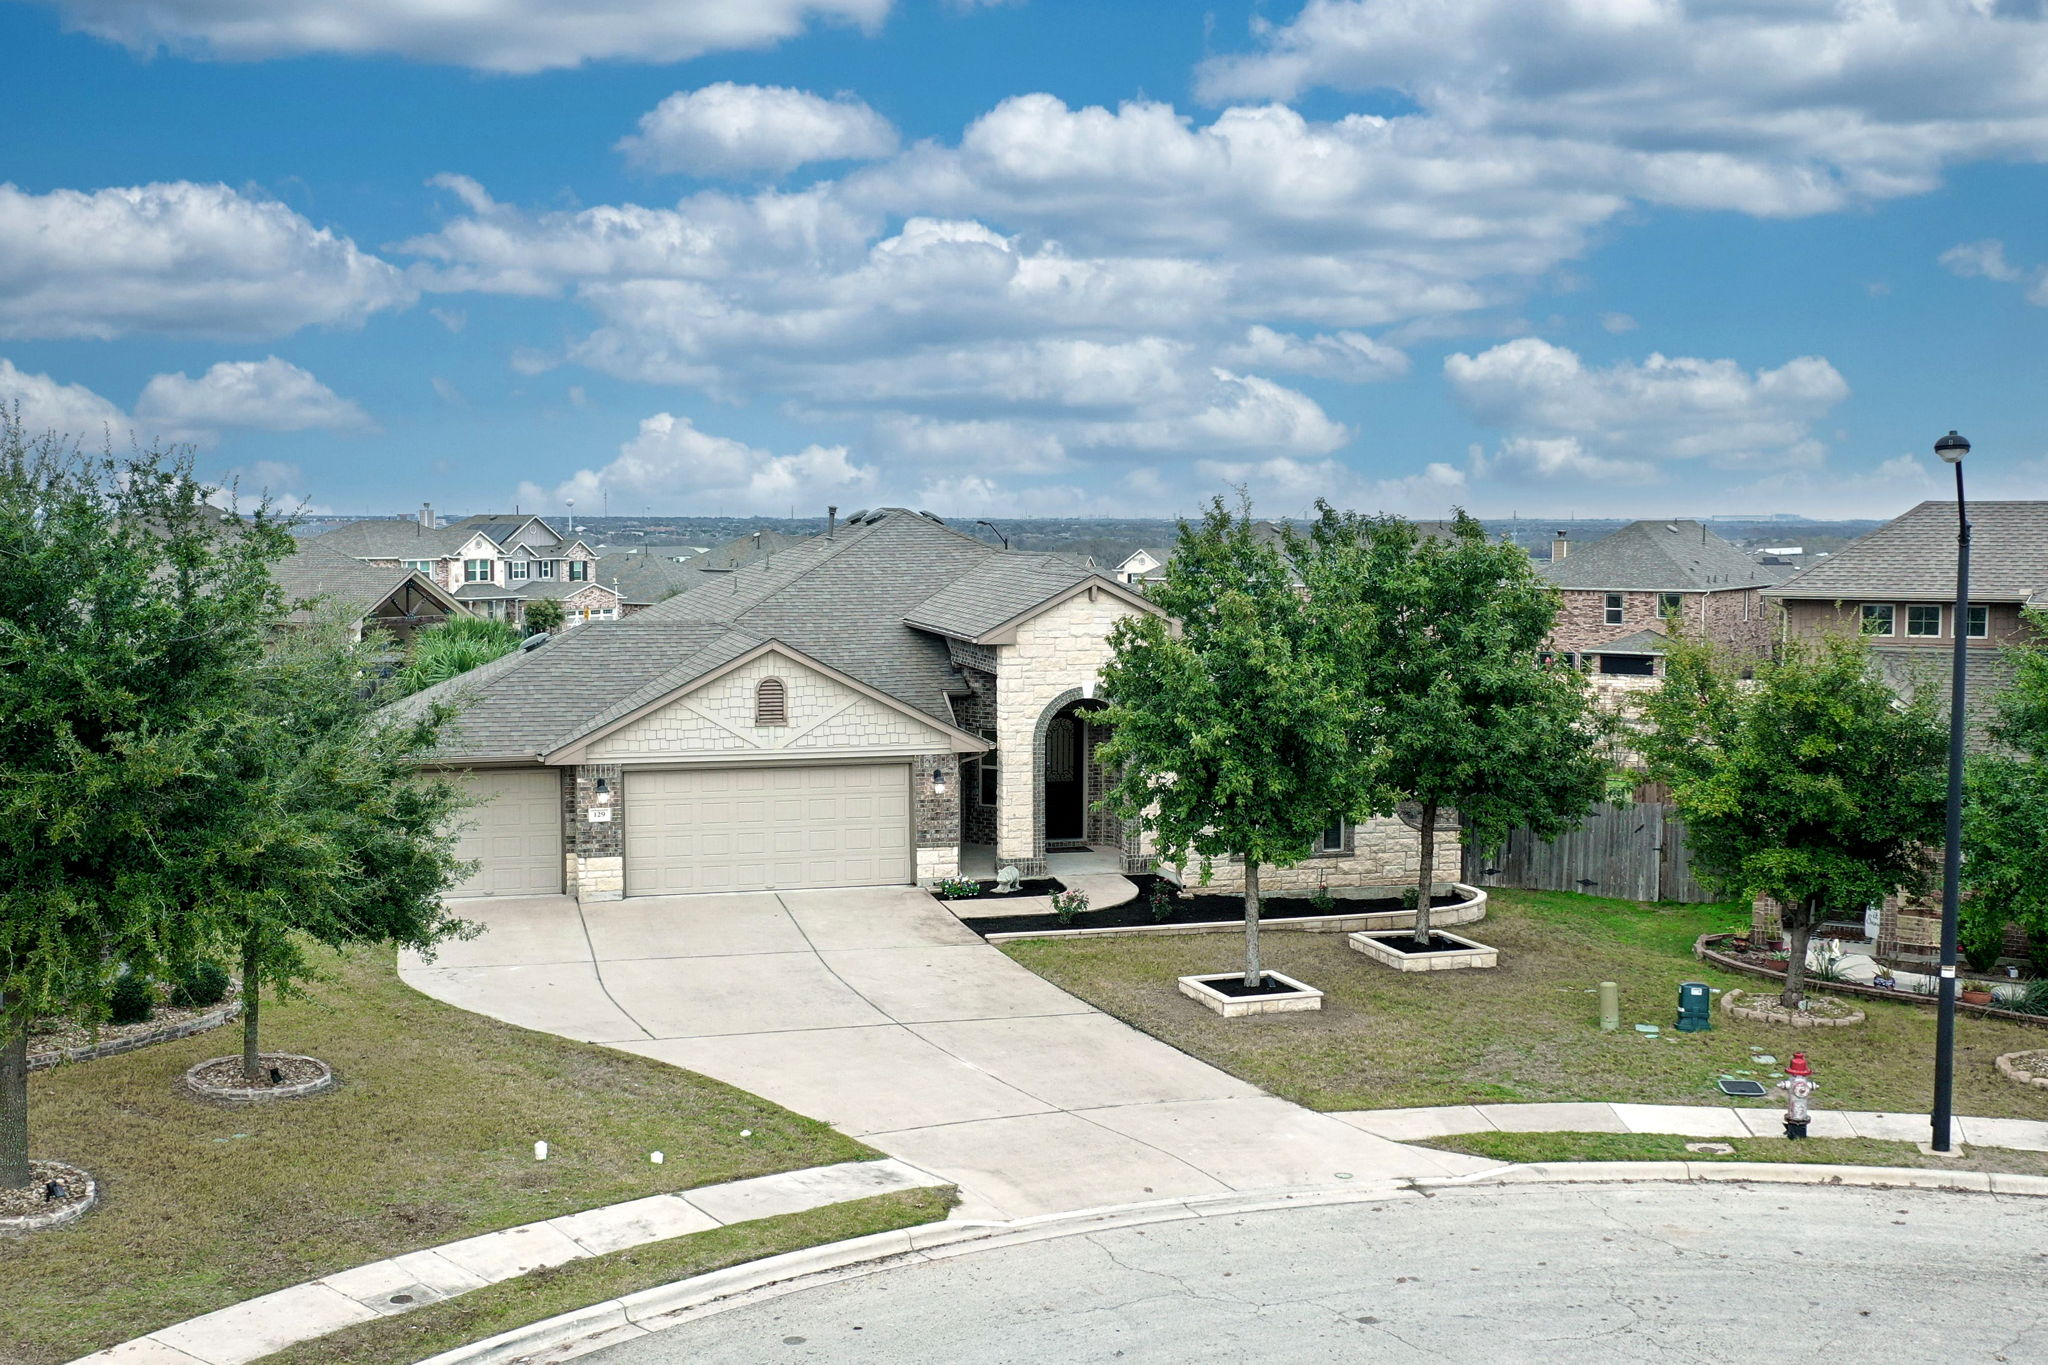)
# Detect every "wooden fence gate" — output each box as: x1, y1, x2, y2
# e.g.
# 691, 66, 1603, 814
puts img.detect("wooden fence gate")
1463, 800, 1710, 903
